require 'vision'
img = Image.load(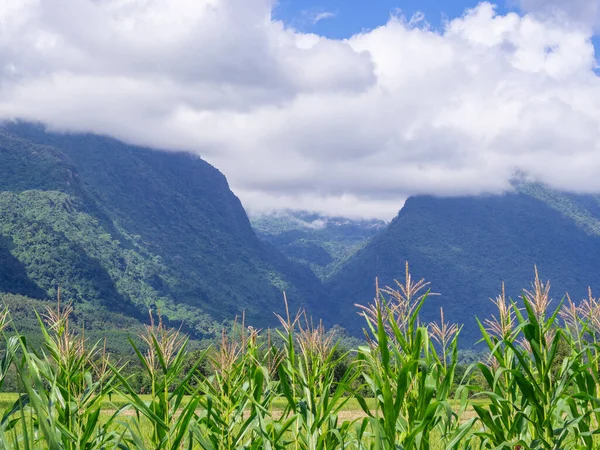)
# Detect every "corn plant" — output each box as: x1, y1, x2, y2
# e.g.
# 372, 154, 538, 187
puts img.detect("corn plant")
275, 299, 358, 450
4, 266, 600, 449
0, 308, 12, 388
354, 269, 473, 450
473, 271, 600, 449
111, 312, 205, 449
560, 288, 600, 430
193, 323, 293, 450
0, 308, 24, 449
1, 300, 122, 450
